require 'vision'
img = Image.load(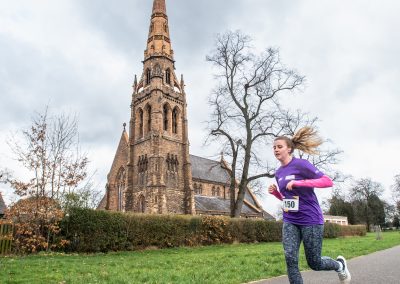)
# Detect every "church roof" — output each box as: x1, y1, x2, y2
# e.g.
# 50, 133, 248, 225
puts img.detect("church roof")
244, 190, 256, 206
97, 194, 107, 210
107, 127, 129, 180
190, 155, 271, 217
195, 195, 254, 214
0, 192, 7, 215
190, 155, 230, 184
